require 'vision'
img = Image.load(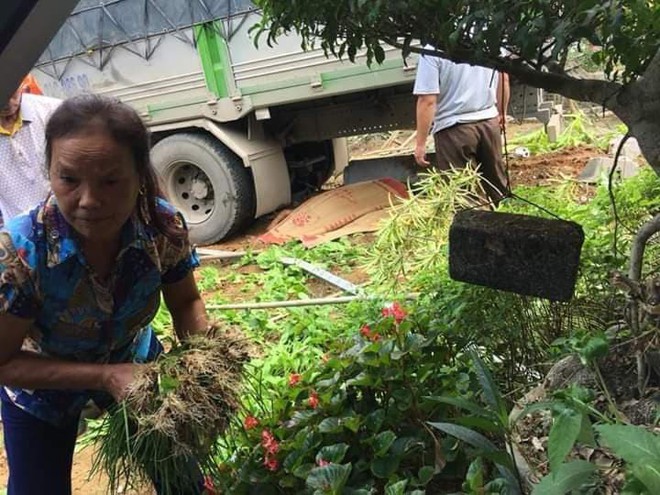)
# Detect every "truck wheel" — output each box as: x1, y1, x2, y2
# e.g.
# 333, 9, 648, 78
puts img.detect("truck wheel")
151, 133, 255, 245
